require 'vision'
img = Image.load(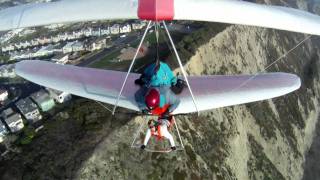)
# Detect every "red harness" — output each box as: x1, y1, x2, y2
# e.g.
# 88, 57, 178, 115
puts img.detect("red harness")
150, 104, 170, 116
150, 117, 175, 140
